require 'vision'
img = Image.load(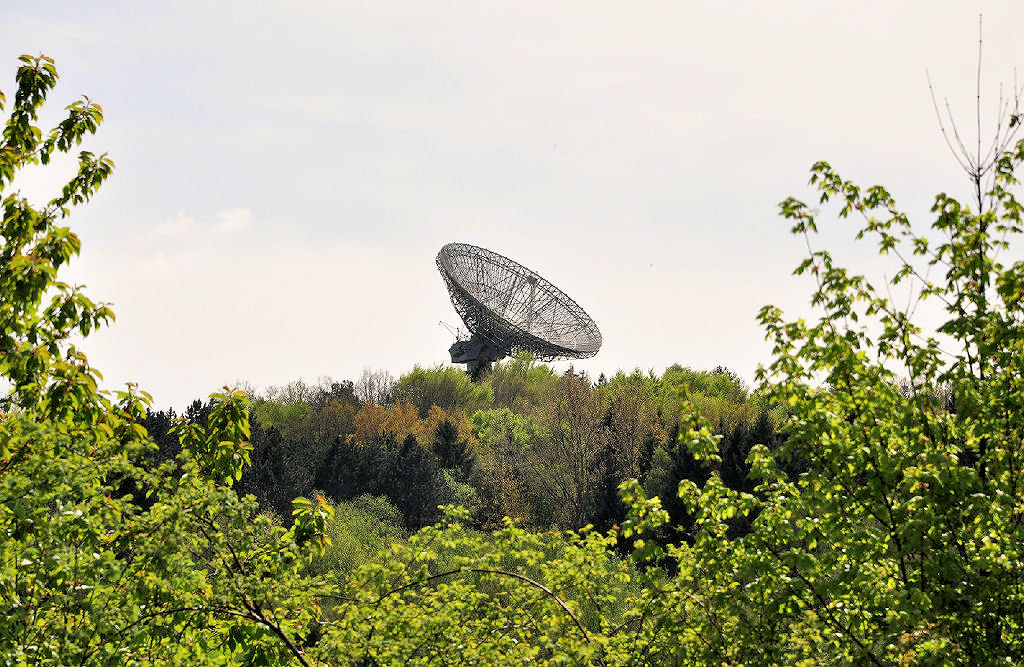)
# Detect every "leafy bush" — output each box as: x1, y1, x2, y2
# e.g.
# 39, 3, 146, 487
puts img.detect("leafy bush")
307, 494, 405, 580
